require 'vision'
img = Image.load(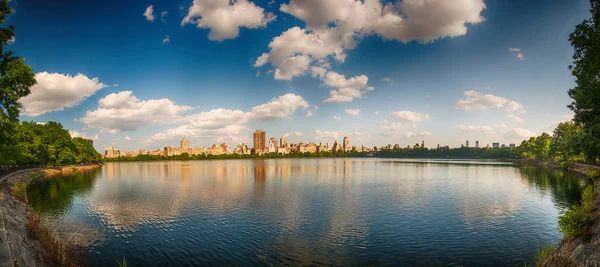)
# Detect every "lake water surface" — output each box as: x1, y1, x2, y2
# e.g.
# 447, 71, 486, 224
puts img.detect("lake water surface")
27, 159, 588, 266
